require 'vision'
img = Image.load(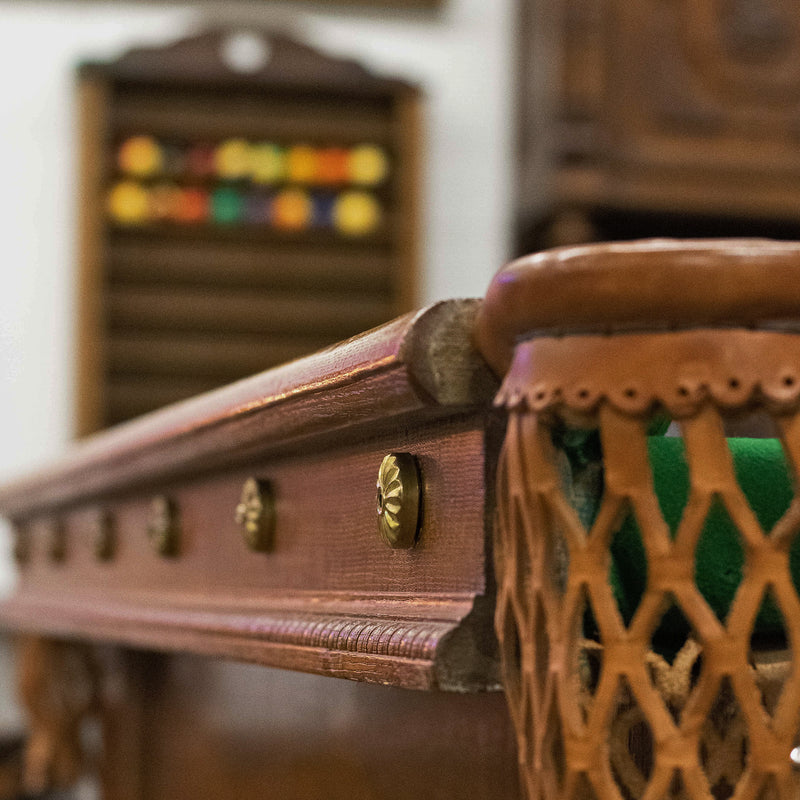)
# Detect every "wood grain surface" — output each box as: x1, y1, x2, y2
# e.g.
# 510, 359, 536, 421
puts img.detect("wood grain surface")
2, 416, 500, 689
0, 300, 495, 517
476, 239, 800, 376
0, 301, 501, 690
102, 651, 520, 800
